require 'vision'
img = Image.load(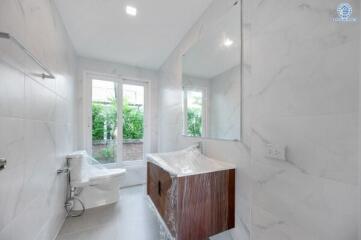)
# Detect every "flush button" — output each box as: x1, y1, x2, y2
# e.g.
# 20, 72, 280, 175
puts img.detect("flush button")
0, 158, 7, 171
